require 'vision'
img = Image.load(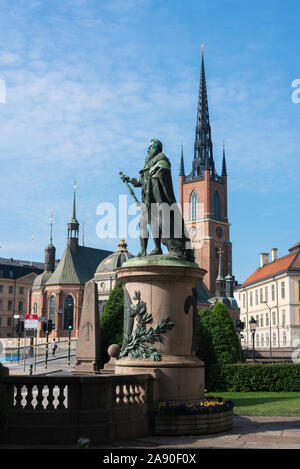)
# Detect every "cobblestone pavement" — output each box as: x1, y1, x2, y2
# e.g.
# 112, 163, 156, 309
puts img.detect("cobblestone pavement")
1, 417, 299, 449
99, 416, 300, 449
